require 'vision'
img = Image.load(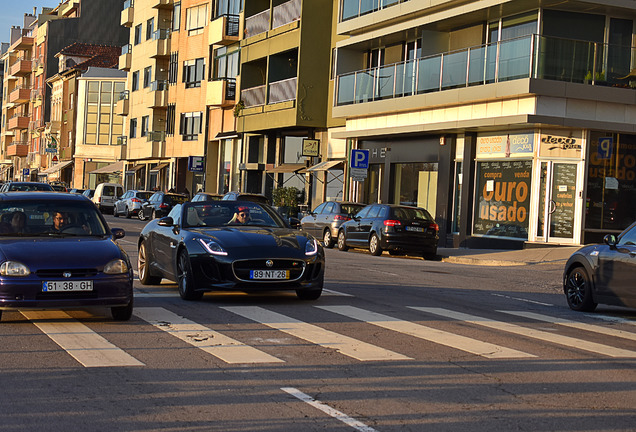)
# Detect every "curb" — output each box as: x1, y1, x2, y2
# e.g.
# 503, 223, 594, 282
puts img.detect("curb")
441, 256, 528, 266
